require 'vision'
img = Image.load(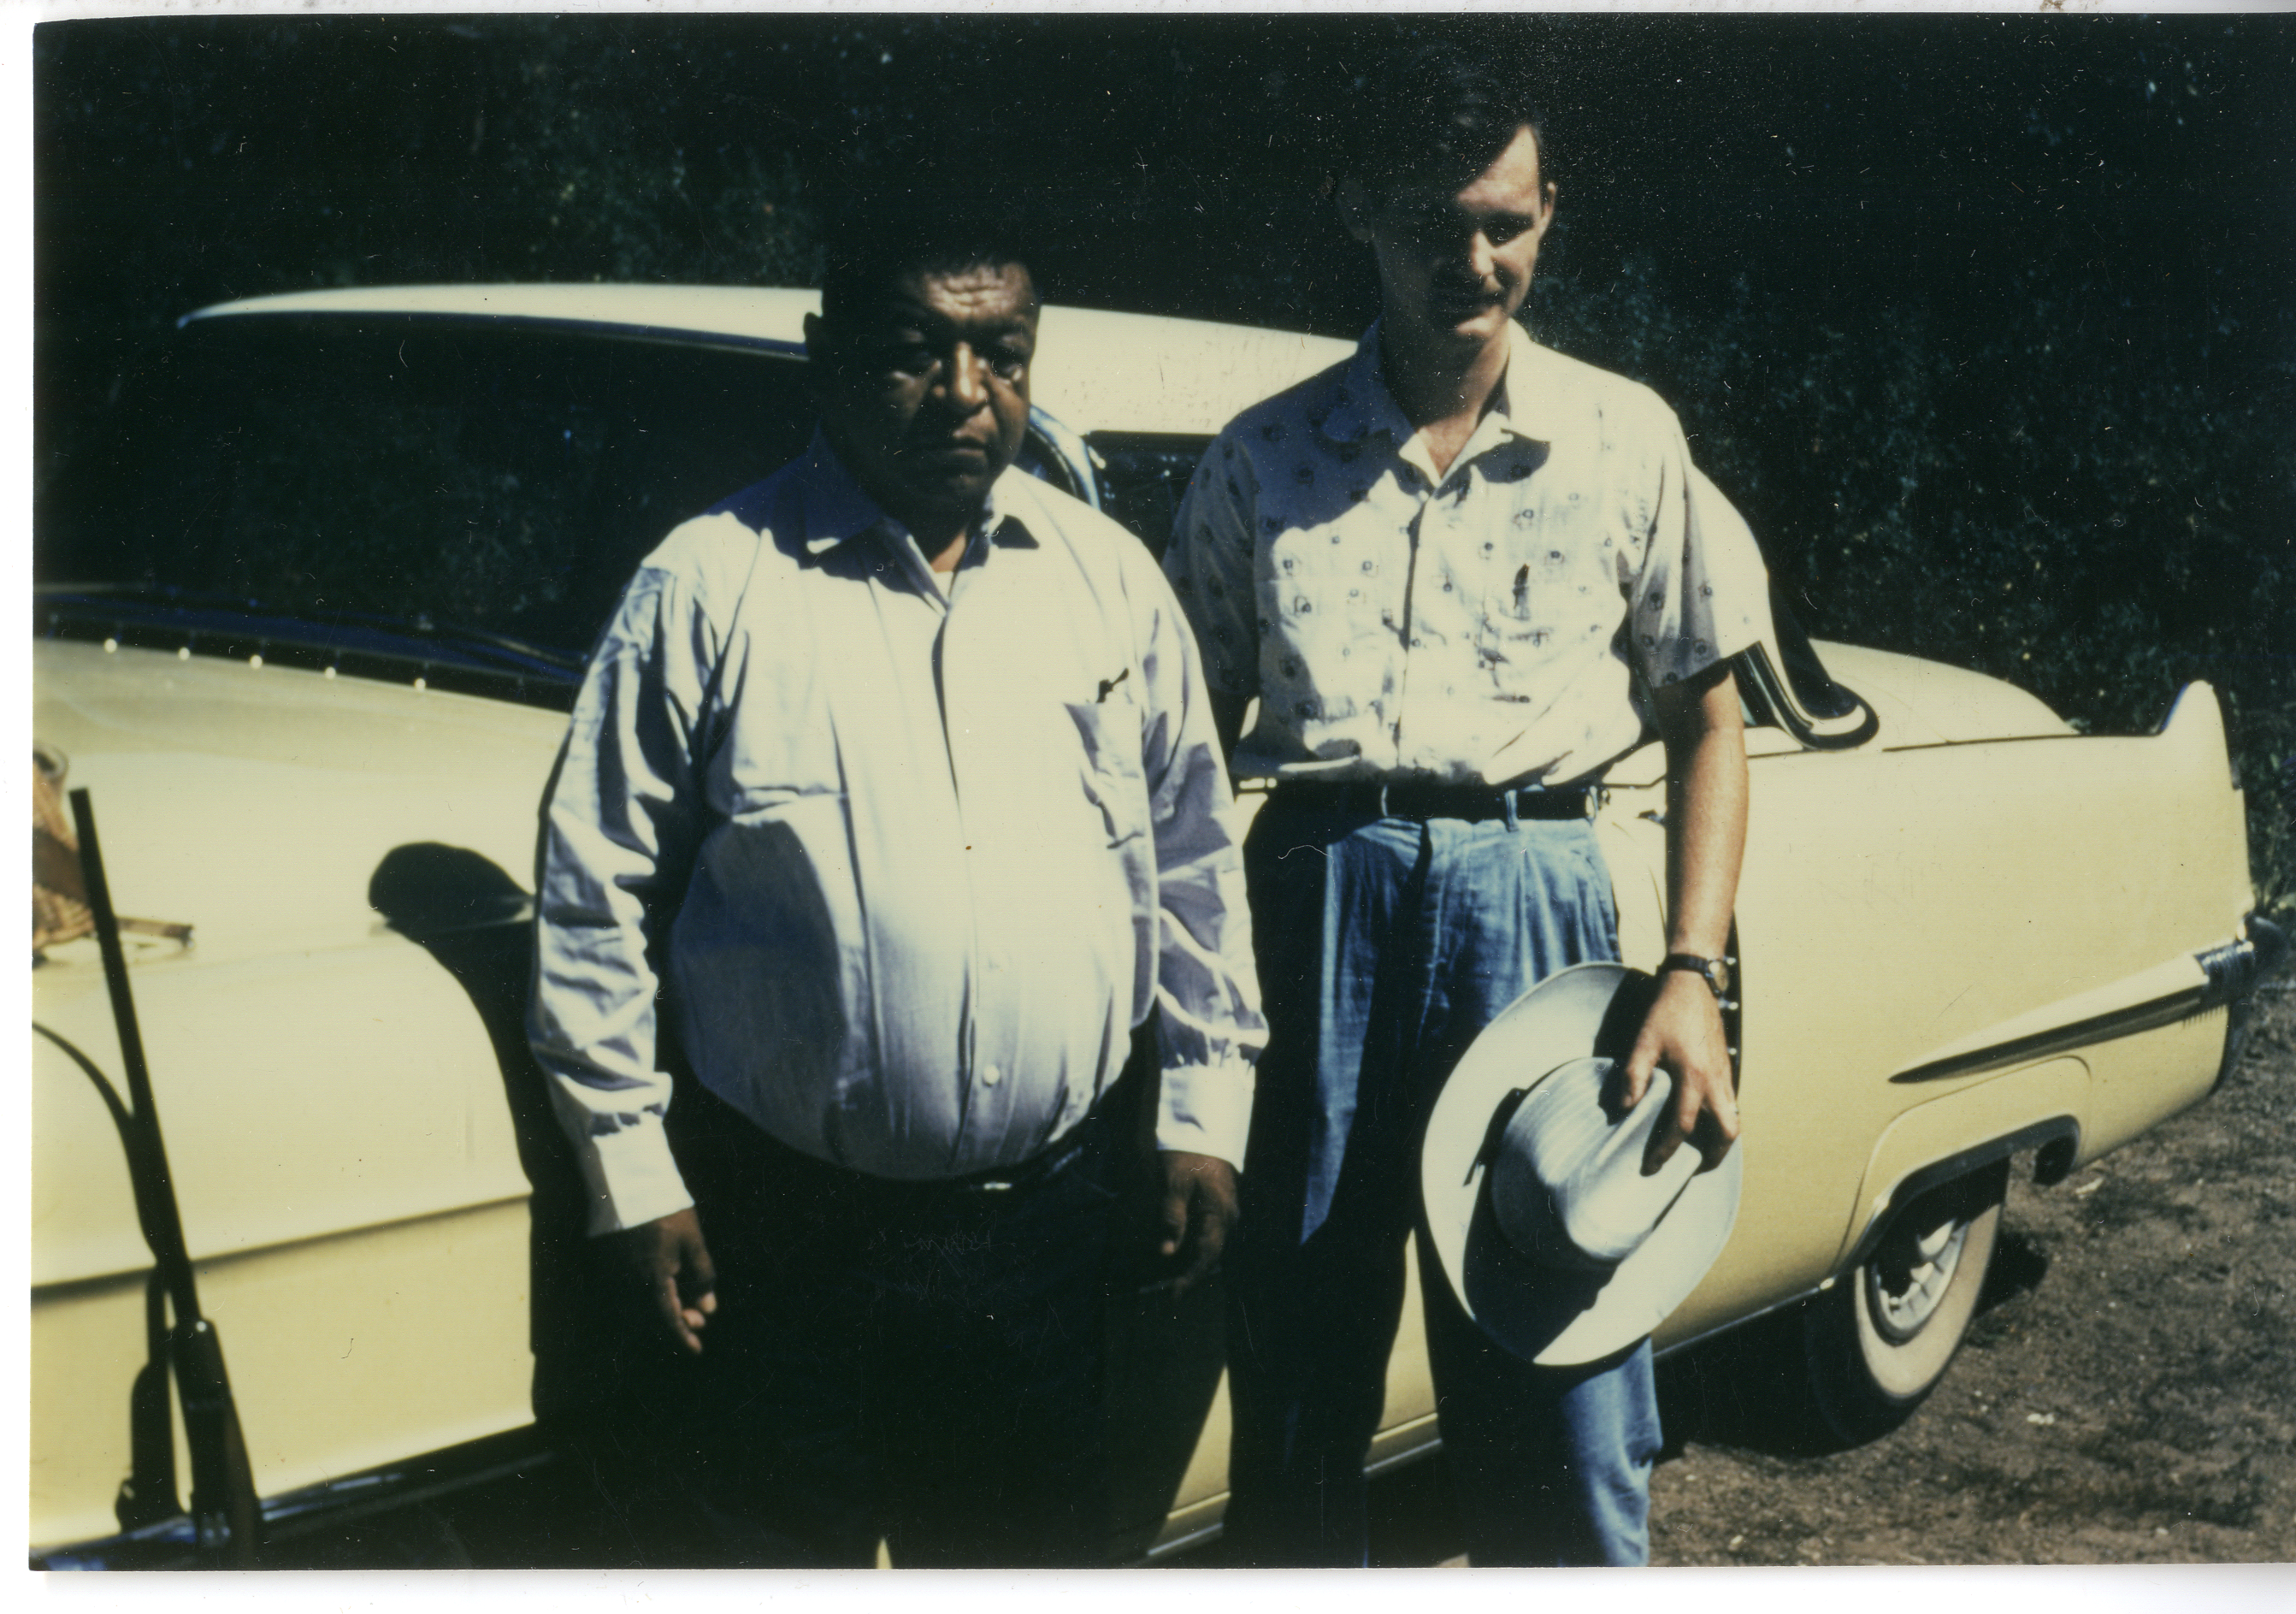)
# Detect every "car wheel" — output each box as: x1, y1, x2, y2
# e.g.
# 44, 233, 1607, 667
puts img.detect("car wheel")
1801, 1159, 2007, 1446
